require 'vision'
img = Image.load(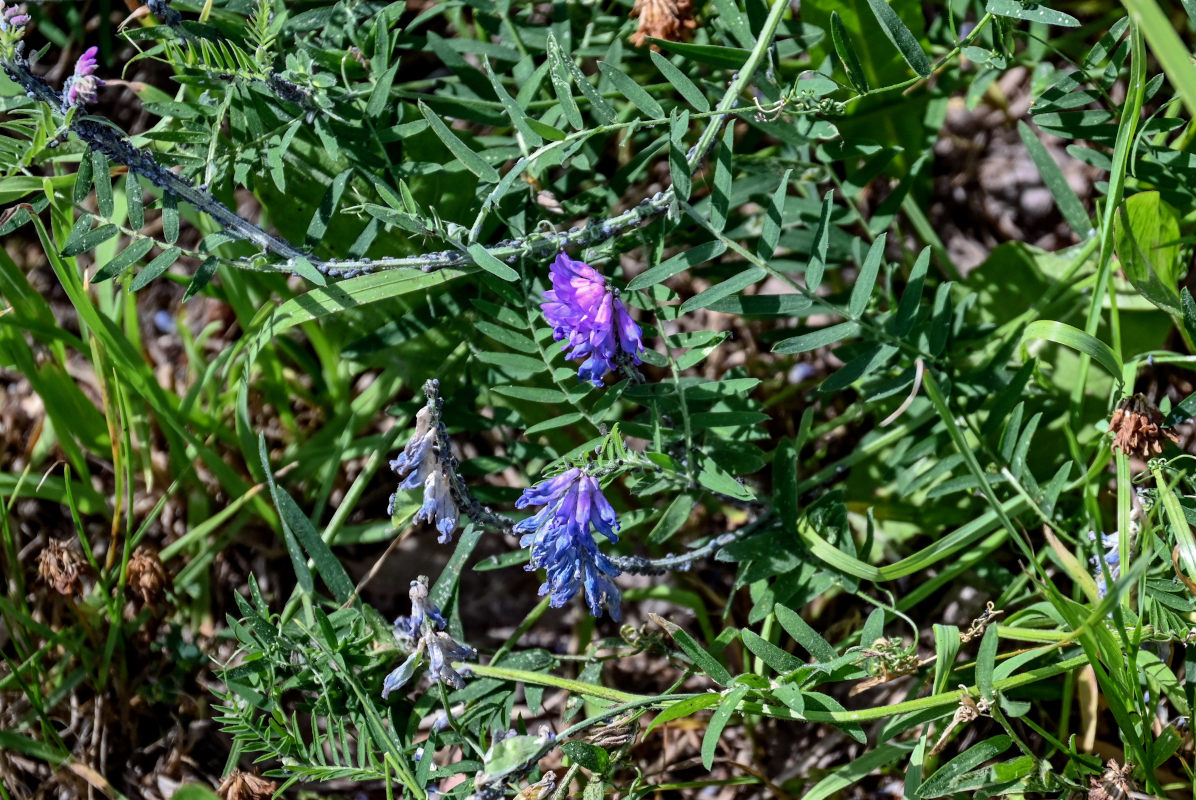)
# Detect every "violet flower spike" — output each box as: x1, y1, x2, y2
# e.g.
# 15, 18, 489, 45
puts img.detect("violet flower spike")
541, 253, 643, 387
514, 467, 623, 620
64, 46, 103, 107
